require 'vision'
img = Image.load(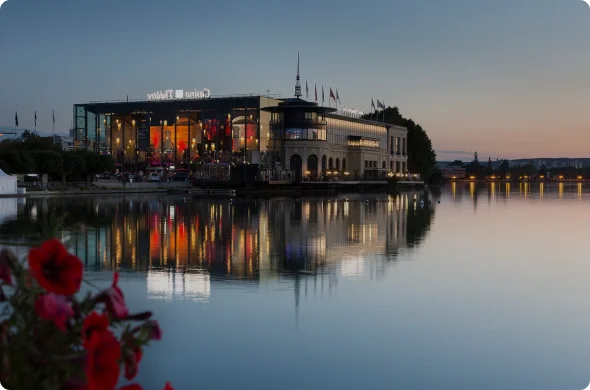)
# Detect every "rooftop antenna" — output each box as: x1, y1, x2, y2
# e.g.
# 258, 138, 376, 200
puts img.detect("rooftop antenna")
295, 52, 302, 98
